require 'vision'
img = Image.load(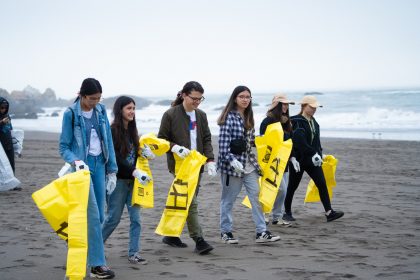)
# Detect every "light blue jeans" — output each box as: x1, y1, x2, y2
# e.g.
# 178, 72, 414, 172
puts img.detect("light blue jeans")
220, 170, 266, 234
272, 172, 289, 220
102, 179, 141, 257
86, 153, 107, 267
